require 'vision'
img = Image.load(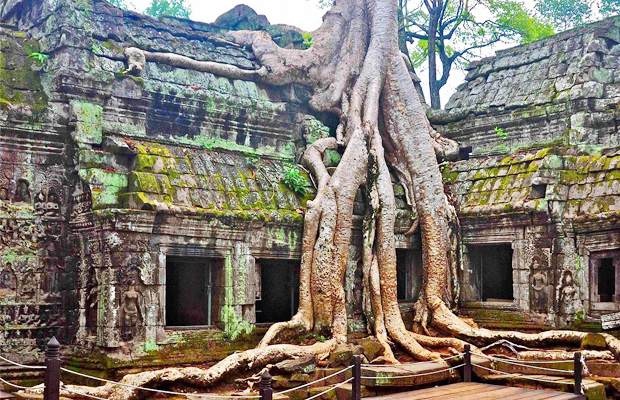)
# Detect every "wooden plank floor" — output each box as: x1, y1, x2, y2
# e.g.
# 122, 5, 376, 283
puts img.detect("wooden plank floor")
371, 382, 586, 400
